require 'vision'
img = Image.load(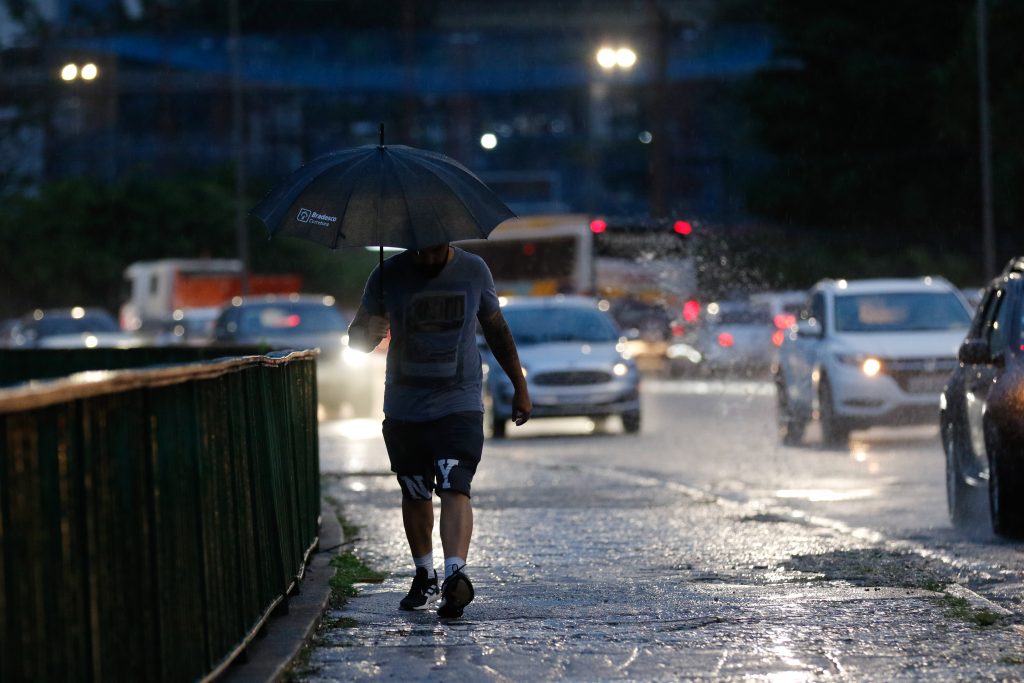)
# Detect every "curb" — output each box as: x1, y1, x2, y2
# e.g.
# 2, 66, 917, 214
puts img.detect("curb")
220, 504, 342, 683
